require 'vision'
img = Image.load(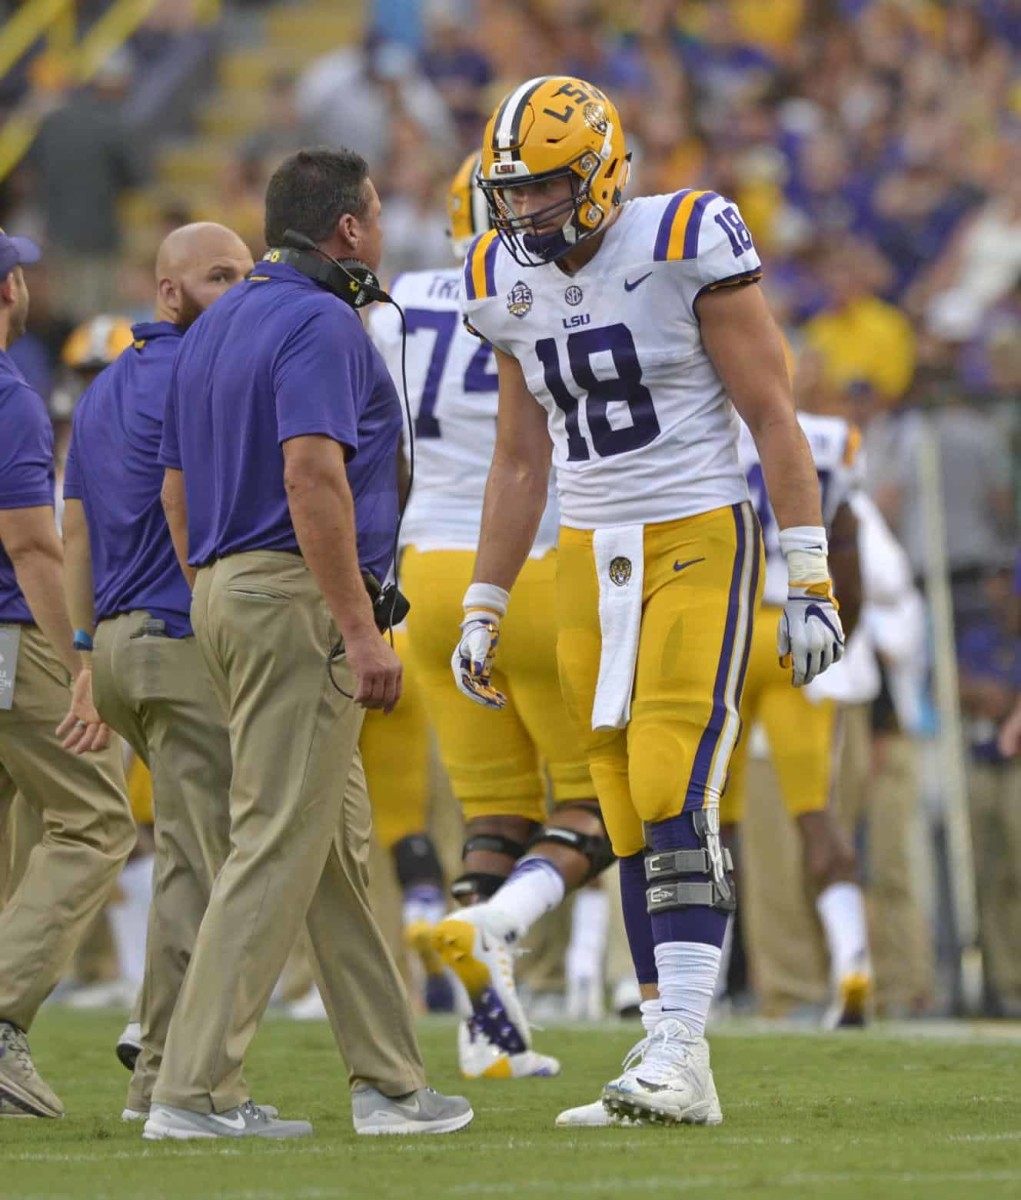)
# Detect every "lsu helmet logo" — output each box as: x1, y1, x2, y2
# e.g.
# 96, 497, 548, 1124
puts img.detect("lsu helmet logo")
609, 557, 632, 587
506, 280, 534, 319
